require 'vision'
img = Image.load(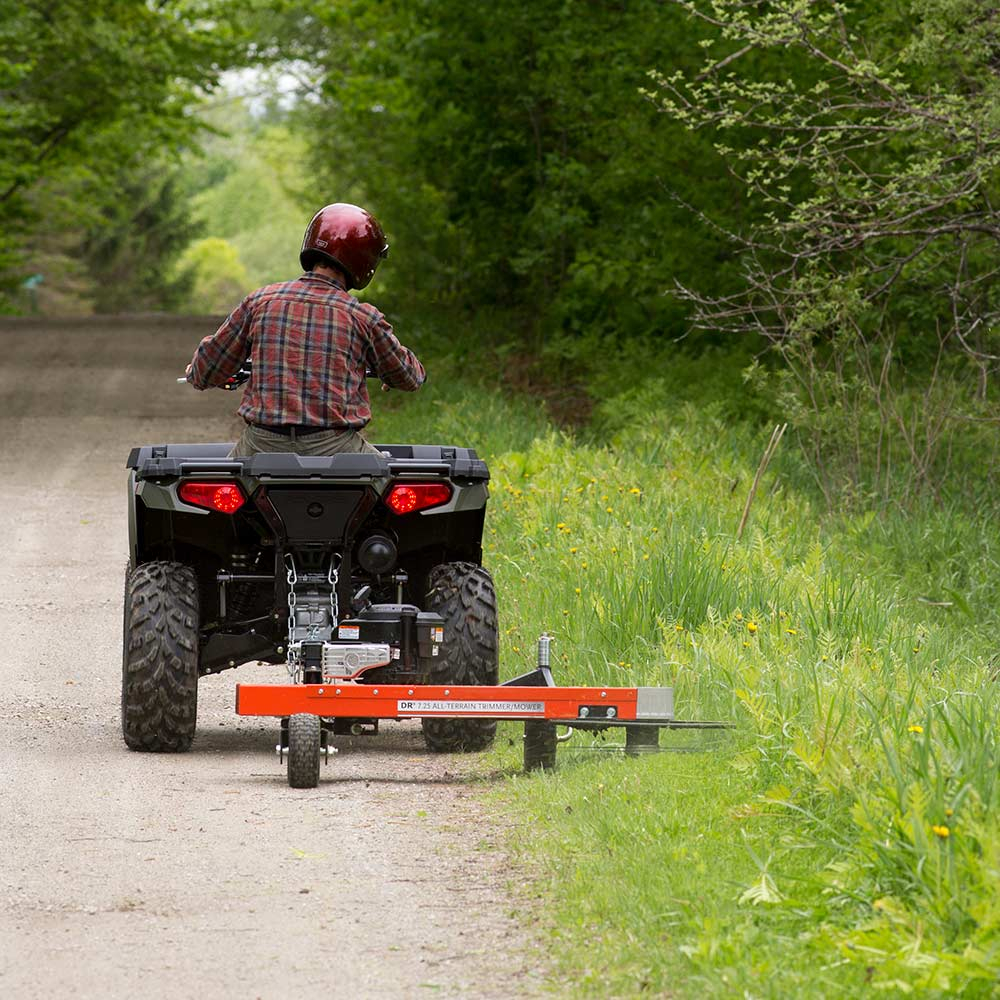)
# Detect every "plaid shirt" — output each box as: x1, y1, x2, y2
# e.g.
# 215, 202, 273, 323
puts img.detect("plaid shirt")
188, 272, 425, 428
